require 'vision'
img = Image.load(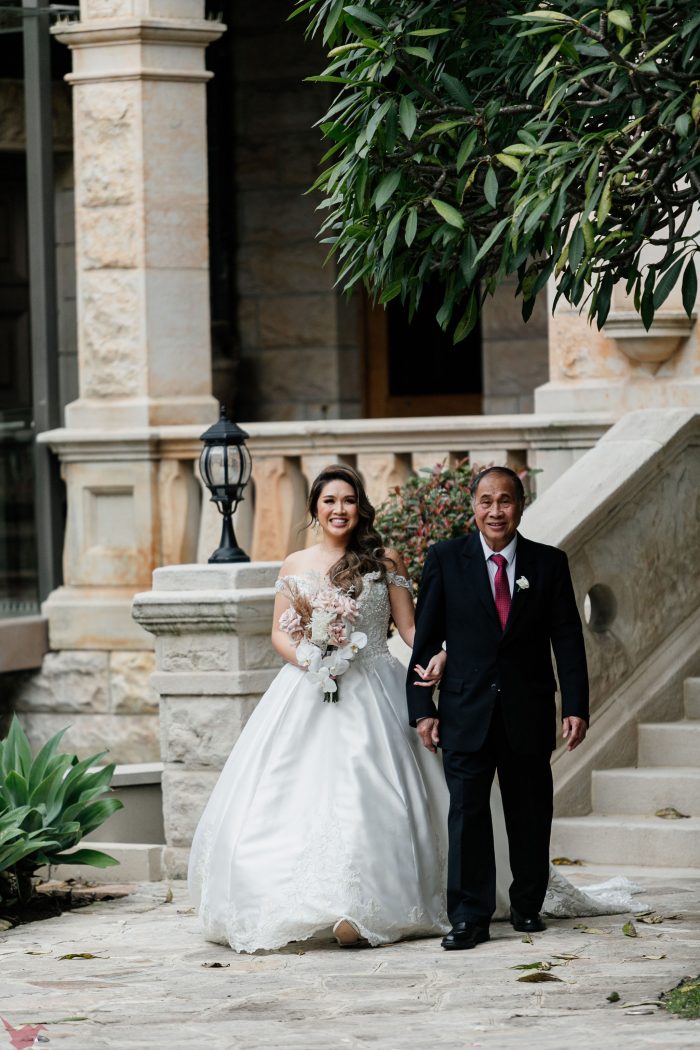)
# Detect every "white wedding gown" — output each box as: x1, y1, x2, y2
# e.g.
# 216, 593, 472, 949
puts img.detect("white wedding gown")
188, 571, 640, 952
